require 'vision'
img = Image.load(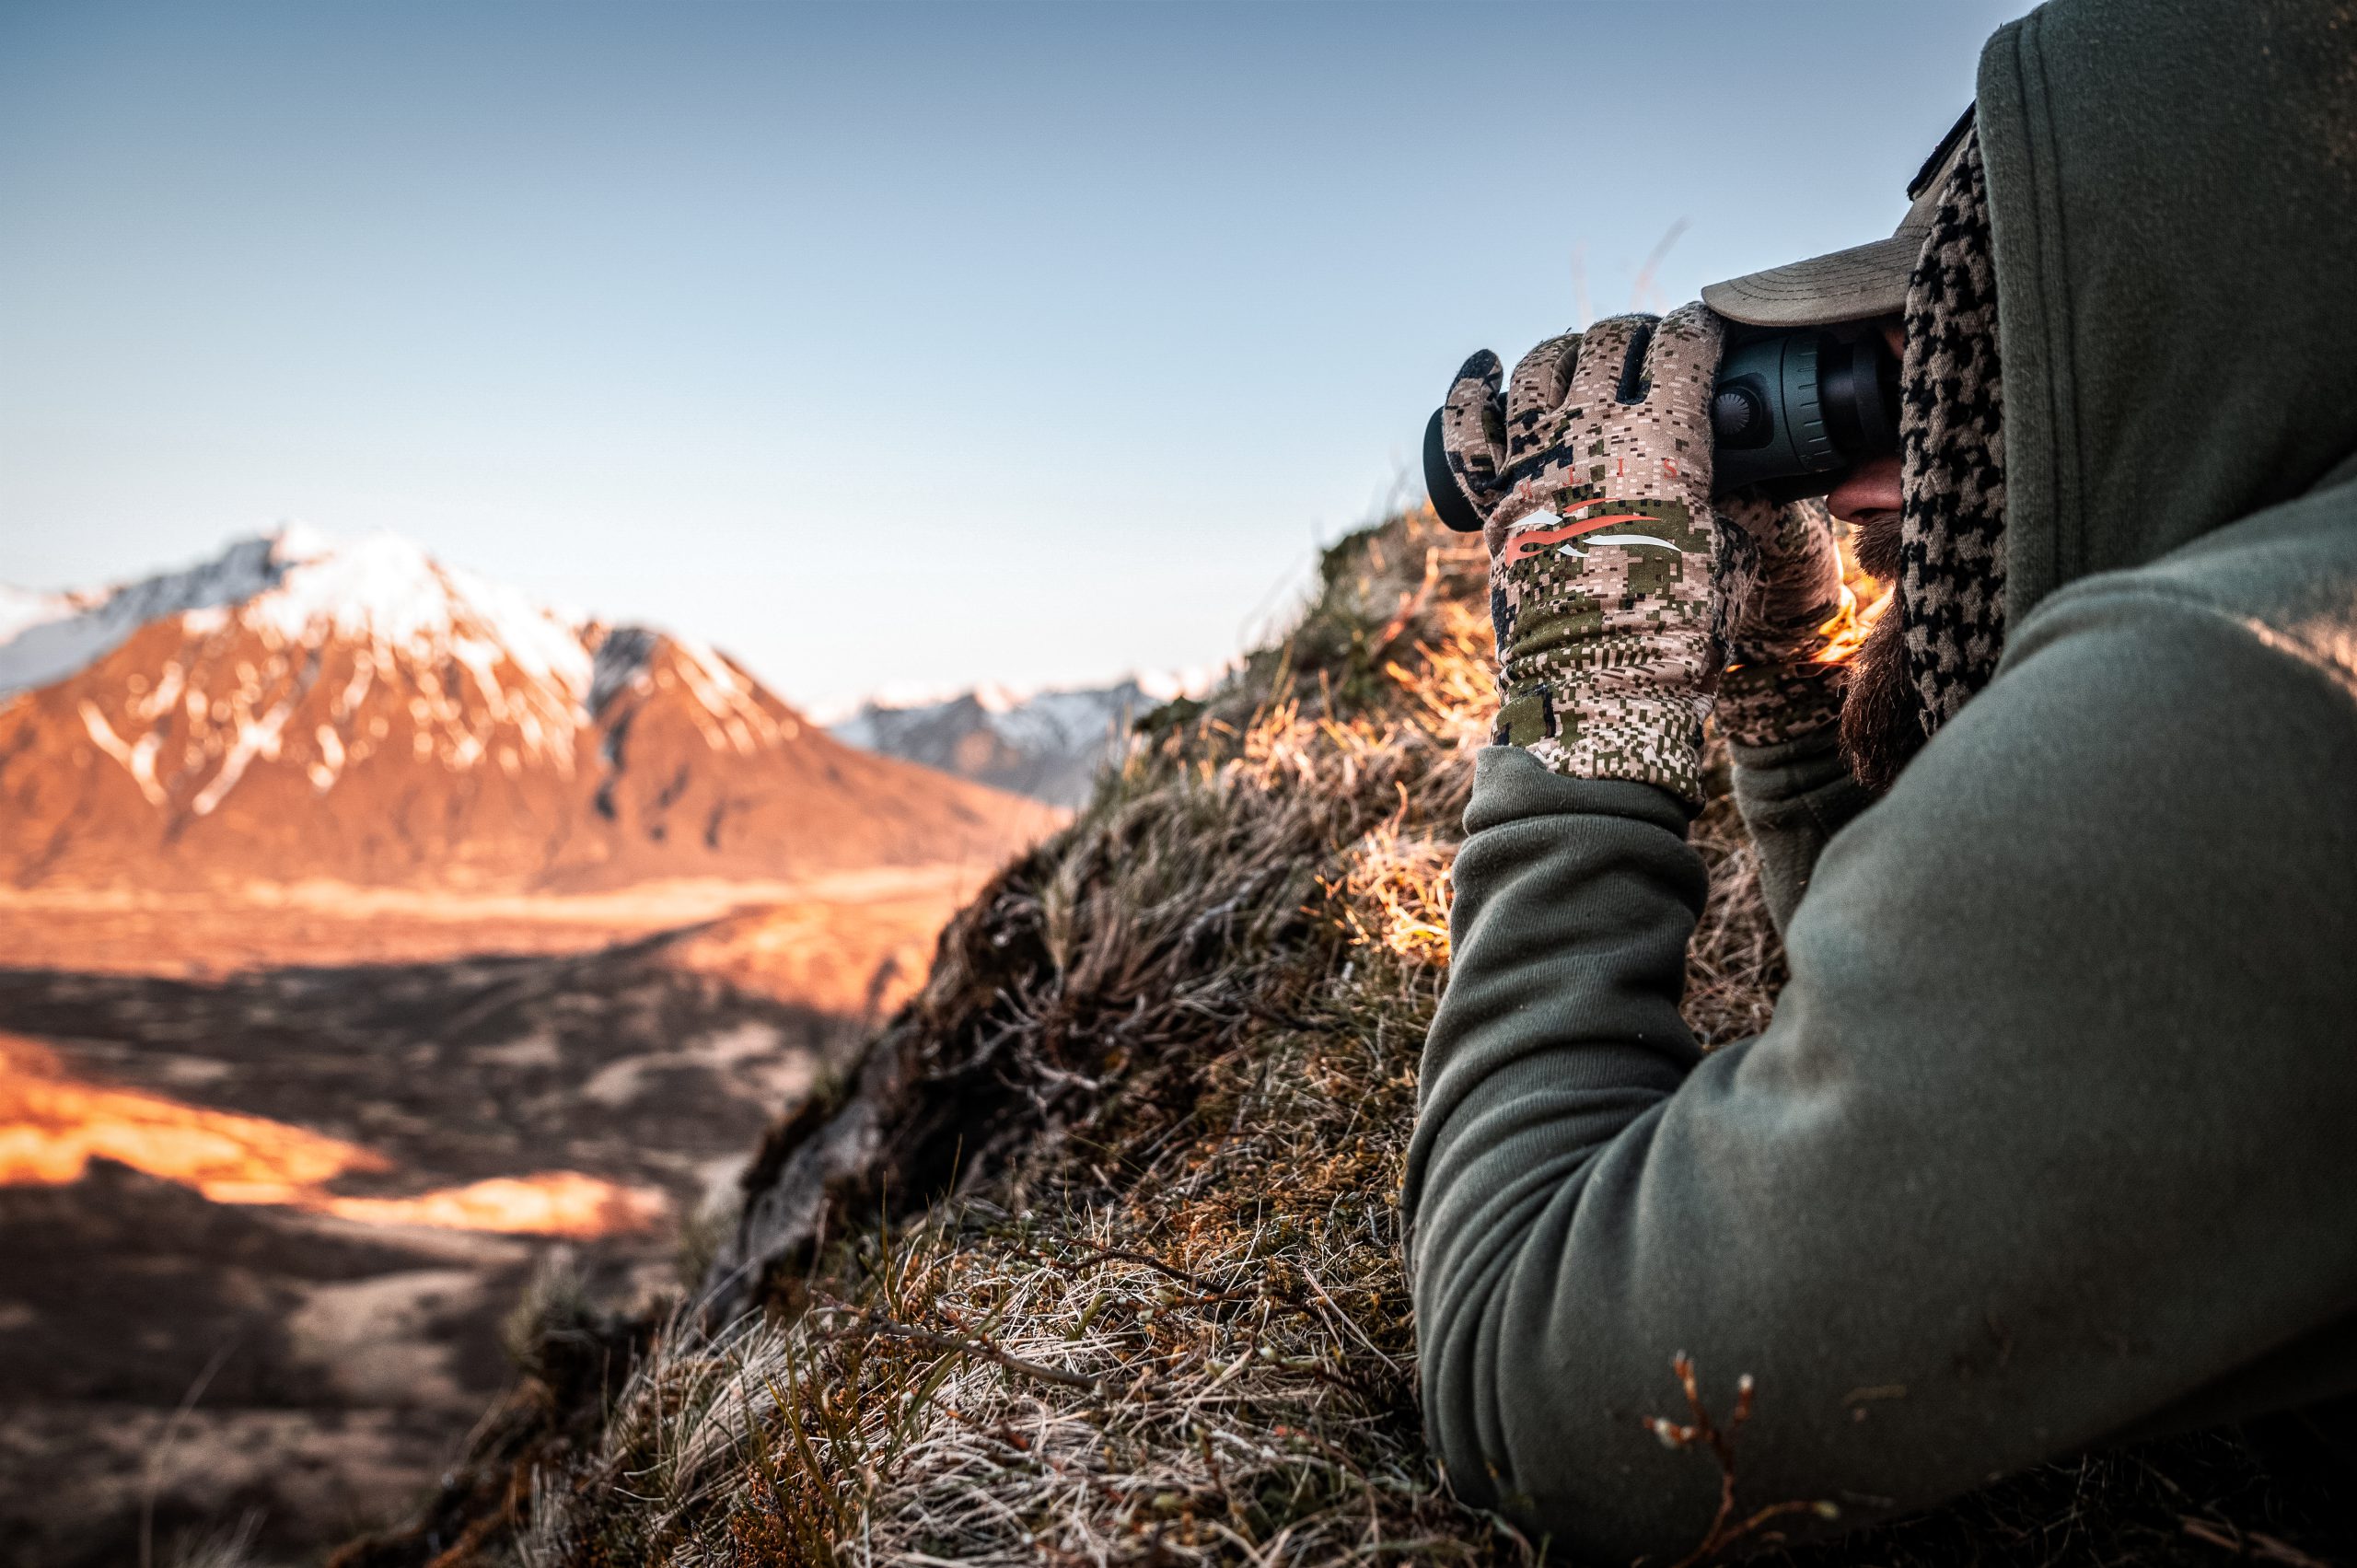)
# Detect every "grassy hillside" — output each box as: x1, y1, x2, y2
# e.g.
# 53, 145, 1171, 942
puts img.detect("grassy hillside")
336, 509, 2344, 1568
